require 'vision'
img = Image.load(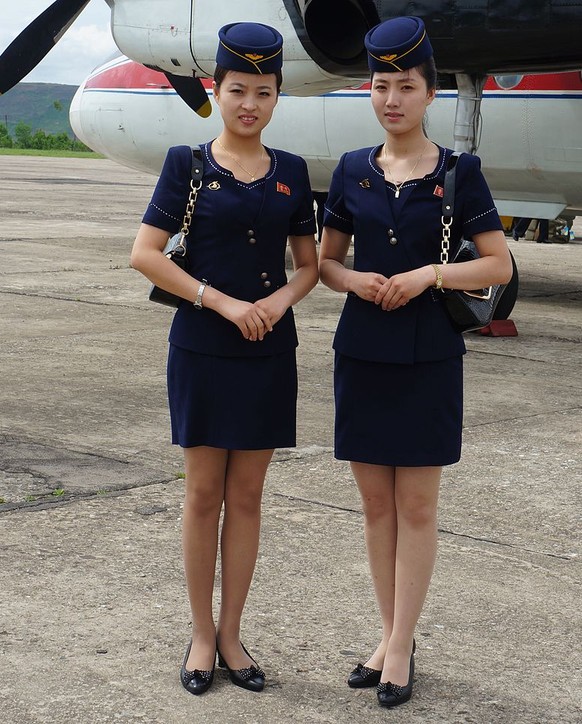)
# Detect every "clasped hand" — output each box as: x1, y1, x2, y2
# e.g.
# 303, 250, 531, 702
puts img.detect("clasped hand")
223, 296, 287, 341
353, 269, 429, 311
